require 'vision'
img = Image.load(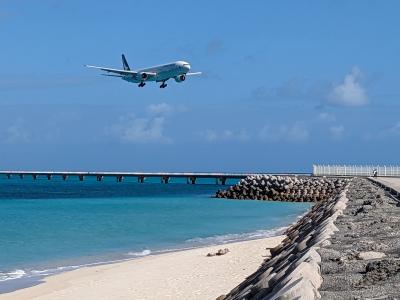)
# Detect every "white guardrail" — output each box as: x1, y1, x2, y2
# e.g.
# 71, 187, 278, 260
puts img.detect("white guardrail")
313, 164, 400, 177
